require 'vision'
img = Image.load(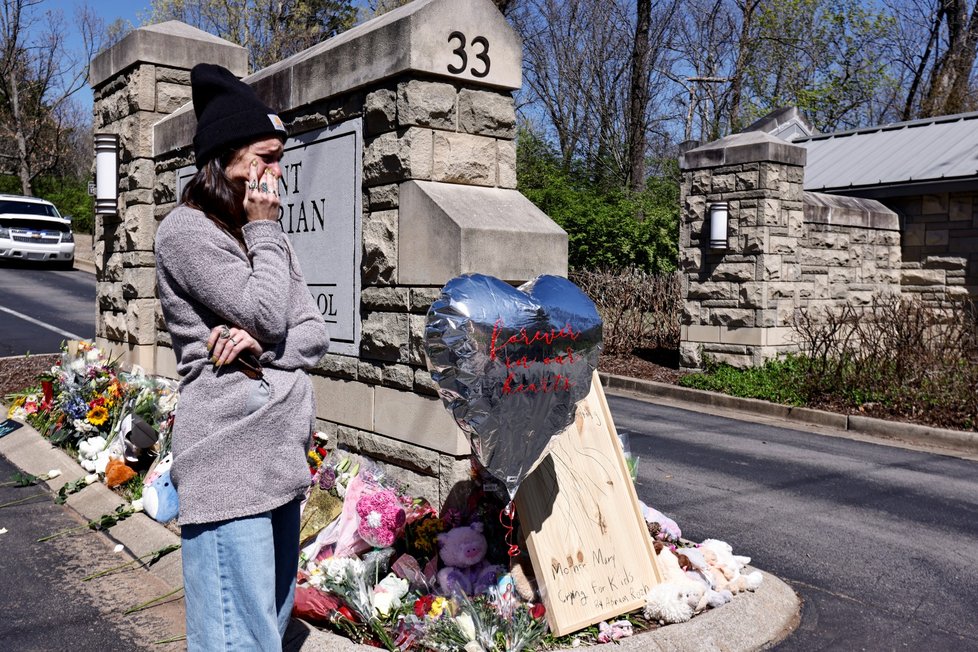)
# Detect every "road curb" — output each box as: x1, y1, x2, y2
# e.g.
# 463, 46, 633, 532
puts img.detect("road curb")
0, 414, 183, 591
601, 373, 978, 456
